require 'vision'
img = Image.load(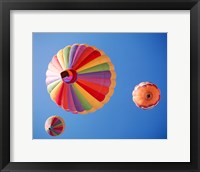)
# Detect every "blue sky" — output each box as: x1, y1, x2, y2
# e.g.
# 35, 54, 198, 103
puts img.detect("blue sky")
33, 33, 167, 139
